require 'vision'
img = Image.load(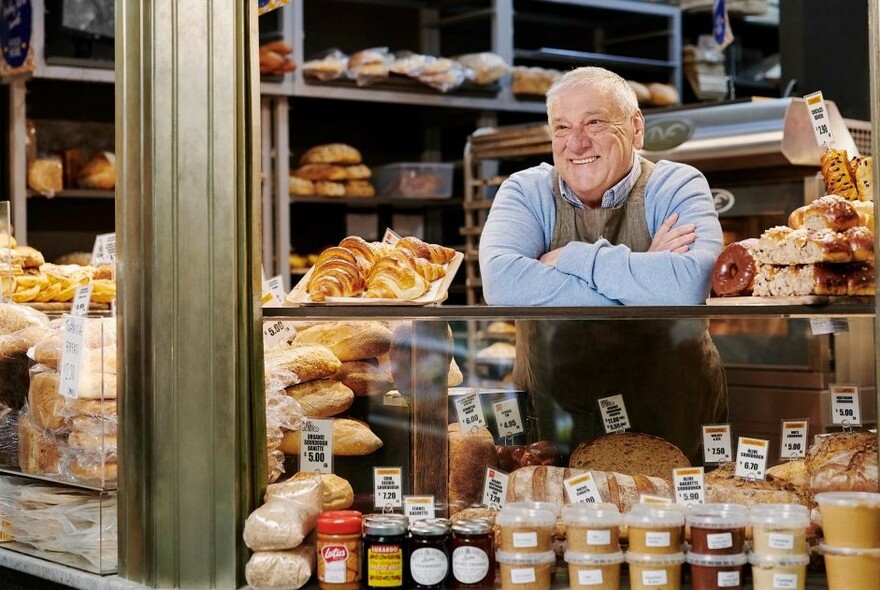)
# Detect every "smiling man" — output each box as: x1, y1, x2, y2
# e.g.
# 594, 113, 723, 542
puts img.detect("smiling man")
479, 67, 727, 462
